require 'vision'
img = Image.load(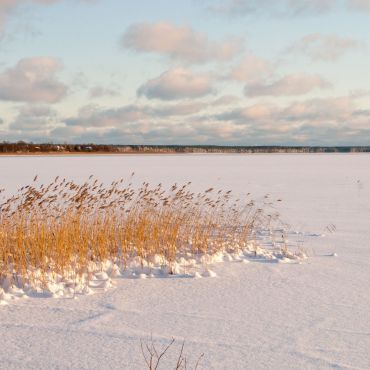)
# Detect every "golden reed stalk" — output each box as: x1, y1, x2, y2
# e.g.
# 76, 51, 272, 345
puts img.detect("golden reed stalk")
0, 175, 274, 288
